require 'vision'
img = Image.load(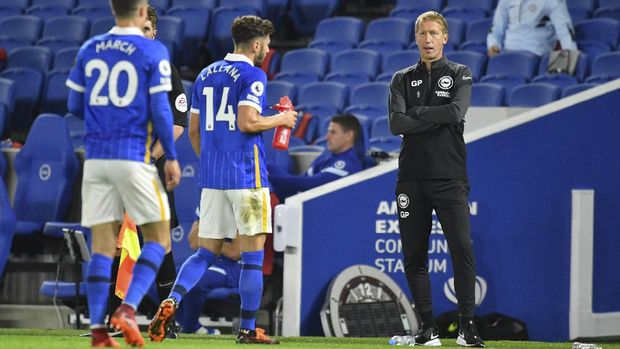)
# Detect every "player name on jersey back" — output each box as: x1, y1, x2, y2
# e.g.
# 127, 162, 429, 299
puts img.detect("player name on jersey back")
95, 39, 137, 55
204, 62, 241, 82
